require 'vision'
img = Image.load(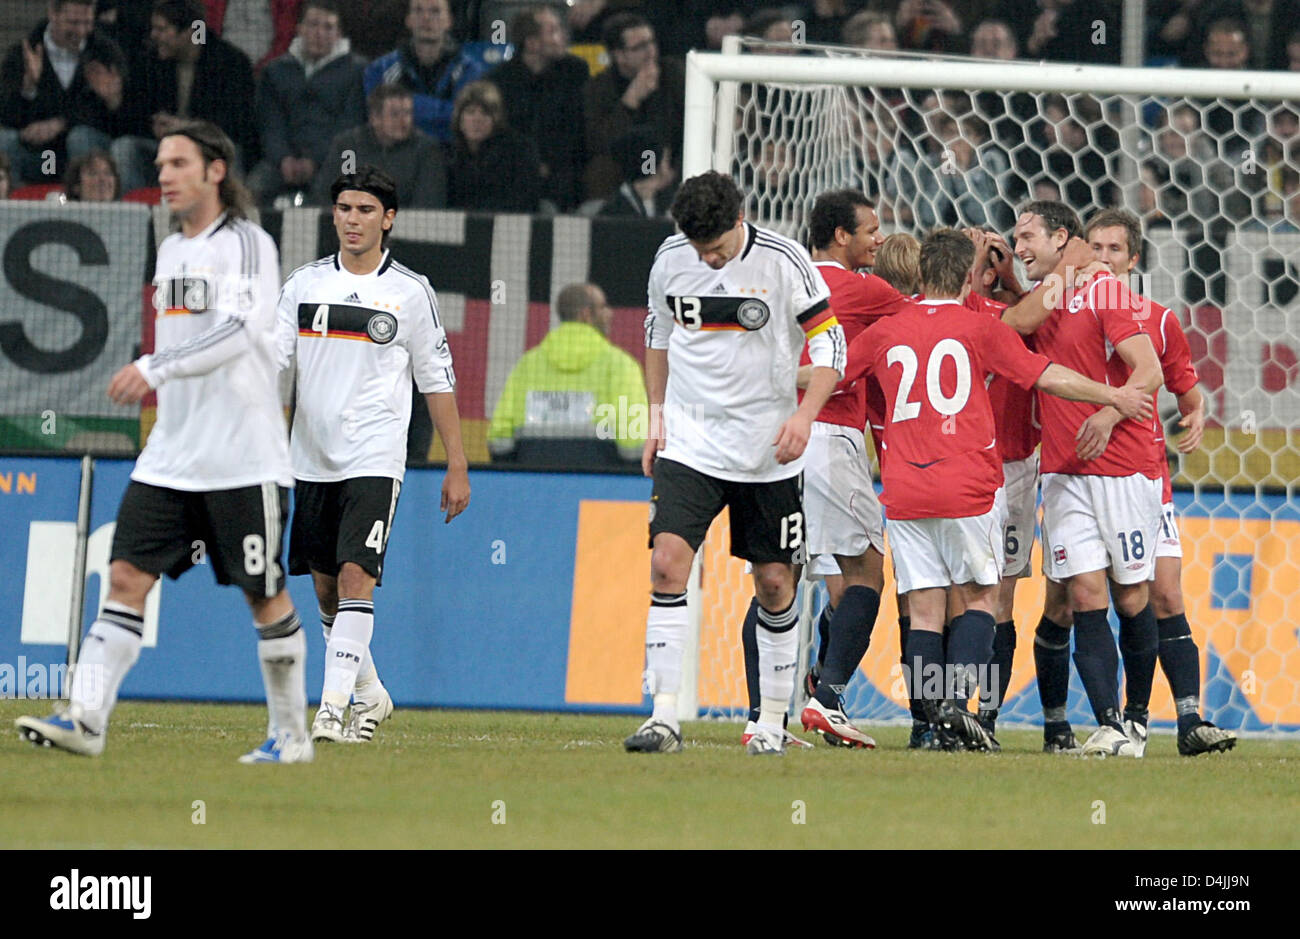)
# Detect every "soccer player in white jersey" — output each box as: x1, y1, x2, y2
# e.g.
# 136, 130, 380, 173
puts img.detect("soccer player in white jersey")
1063, 209, 1234, 756
16, 121, 312, 763
625, 171, 846, 756
276, 166, 470, 744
